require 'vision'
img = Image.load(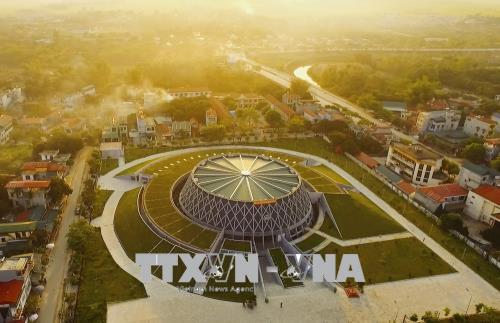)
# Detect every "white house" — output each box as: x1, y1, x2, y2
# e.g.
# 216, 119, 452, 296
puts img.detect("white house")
39, 150, 59, 161
463, 116, 496, 138
167, 87, 211, 100
415, 110, 461, 133
464, 185, 500, 226
205, 108, 217, 126
100, 142, 124, 159
458, 161, 500, 190
0, 254, 33, 321
0, 115, 14, 144
4, 180, 51, 209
